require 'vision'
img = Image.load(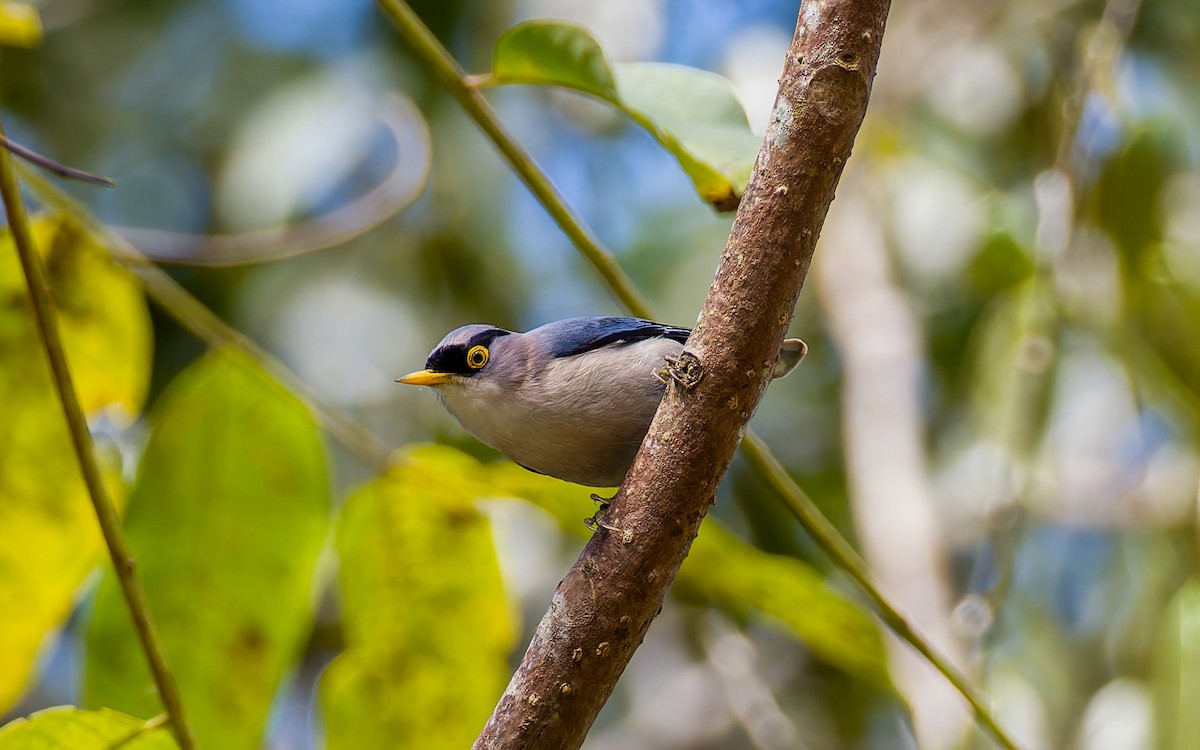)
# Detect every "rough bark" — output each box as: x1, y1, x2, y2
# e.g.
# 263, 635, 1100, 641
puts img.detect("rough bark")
474, 2, 893, 747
